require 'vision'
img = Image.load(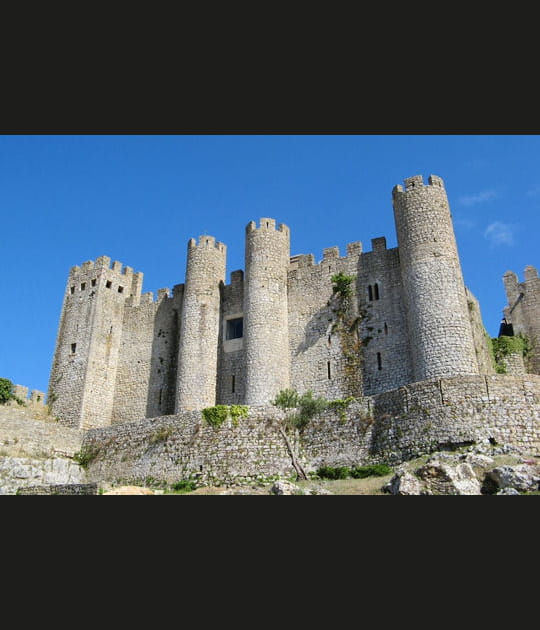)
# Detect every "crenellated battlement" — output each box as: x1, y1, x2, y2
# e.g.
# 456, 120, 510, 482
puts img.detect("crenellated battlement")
66, 256, 143, 301
230, 269, 244, 285
187, 235, 227, 253
392, 174, 445, 196
246, 217, 289, 235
